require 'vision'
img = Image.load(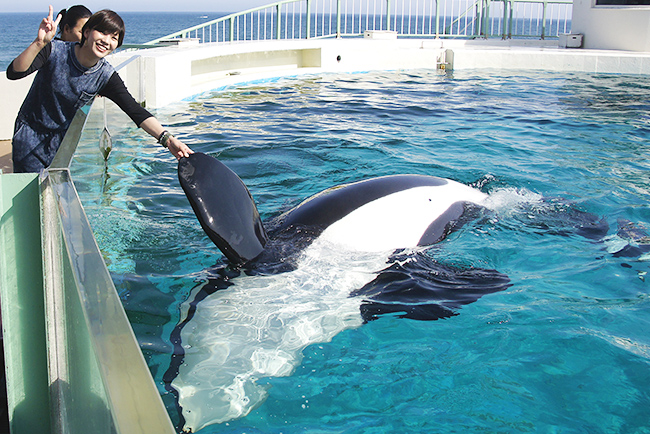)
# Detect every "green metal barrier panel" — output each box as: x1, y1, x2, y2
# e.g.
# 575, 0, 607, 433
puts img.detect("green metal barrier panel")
0, 173, 51, 434
0, 104, 175, 433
